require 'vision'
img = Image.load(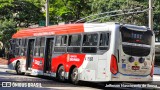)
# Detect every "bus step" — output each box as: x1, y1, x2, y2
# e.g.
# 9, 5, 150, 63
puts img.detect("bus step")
44, 73, 51, 76
25, 70, 31, 75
